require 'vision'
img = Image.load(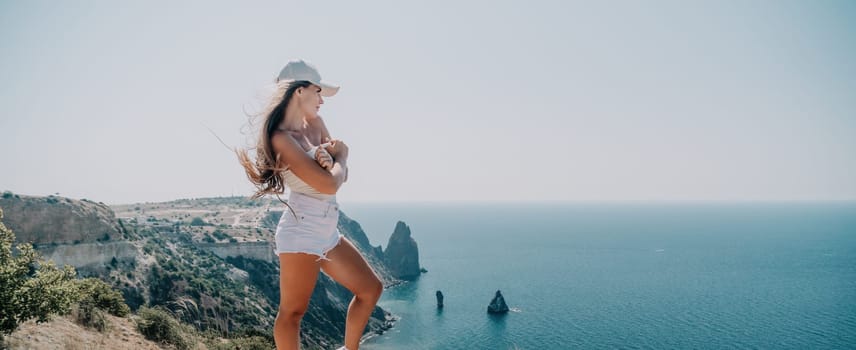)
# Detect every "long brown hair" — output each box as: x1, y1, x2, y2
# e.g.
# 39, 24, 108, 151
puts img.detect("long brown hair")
237, 80, 313, 199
